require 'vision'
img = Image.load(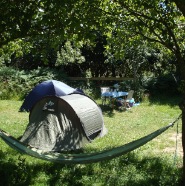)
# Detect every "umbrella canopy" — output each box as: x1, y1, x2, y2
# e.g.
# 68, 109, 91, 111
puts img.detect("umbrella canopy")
19, 80, 82, 112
